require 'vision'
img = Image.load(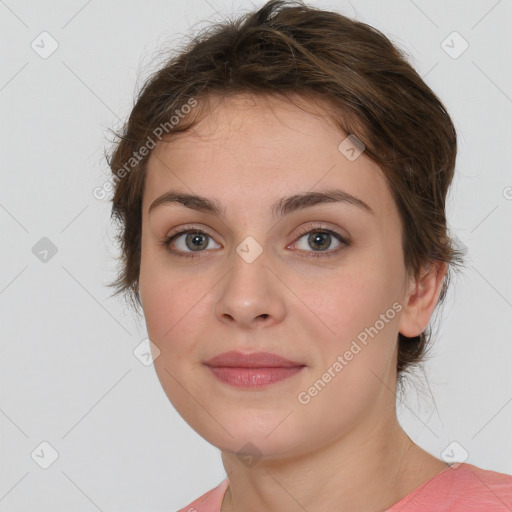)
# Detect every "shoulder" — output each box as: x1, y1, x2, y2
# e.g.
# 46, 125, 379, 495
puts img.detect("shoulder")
442, 463, 512, 501
176, 478, 229, 512
390, 463, 512, 512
